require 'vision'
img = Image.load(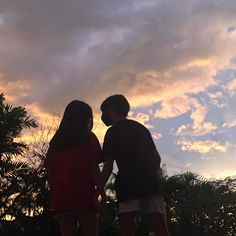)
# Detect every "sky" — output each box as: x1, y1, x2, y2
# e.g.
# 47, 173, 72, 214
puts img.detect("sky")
1, 0, 236, 179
